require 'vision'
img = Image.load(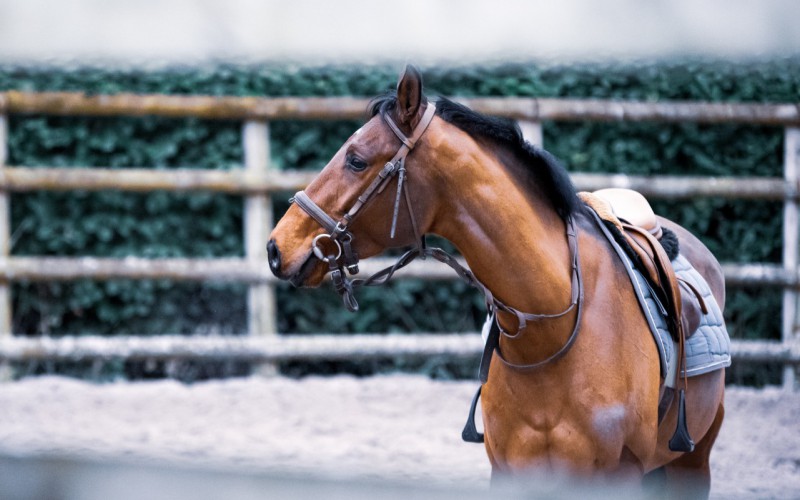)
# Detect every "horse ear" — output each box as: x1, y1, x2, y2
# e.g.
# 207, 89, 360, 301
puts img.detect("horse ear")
396, 65, 425, 126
